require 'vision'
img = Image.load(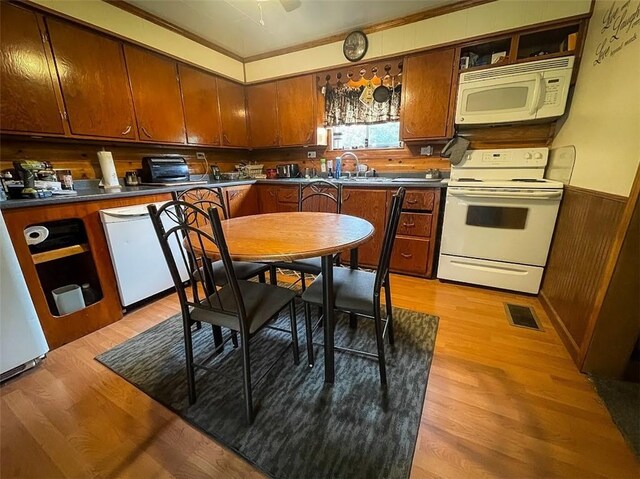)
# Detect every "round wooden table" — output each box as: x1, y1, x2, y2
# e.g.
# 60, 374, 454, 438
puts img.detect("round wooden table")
191, 212, 375, 383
